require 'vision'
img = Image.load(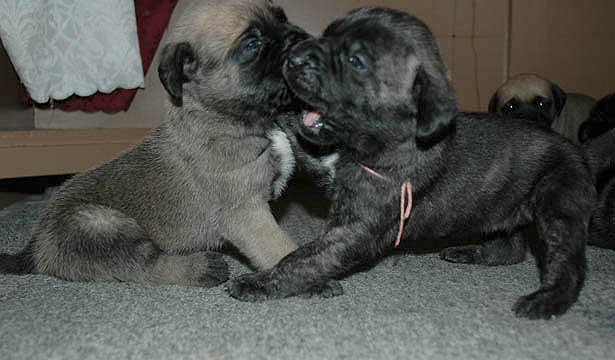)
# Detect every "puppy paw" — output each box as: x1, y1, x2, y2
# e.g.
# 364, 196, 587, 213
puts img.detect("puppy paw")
513, 288, 574, 319
226, 271, 279, 302
194, 252, 230, 287
299, 280, 344, 299
440, 245, 484, 264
